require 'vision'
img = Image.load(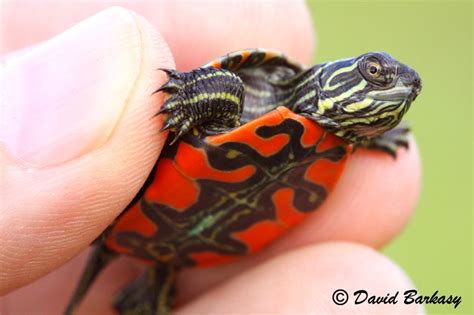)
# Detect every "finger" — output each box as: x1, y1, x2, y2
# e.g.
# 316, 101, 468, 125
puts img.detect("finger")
0, 0, 315, 68
0, 249, 137, 315
177, 242, 425, 314
0, 242, 424, 314
176, 138, 421, 303
0, 7, 174, 294
149, 0, 315, 69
